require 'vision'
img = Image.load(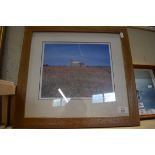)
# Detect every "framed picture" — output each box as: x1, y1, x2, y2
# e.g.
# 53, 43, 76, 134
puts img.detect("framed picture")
40, 42, 113, 99
134, 65, 155, 119
13, 27, 139, 128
